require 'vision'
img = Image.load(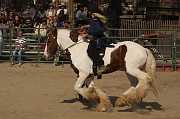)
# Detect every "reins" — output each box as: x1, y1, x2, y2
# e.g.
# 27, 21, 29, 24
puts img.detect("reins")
64, 39, 85, 51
